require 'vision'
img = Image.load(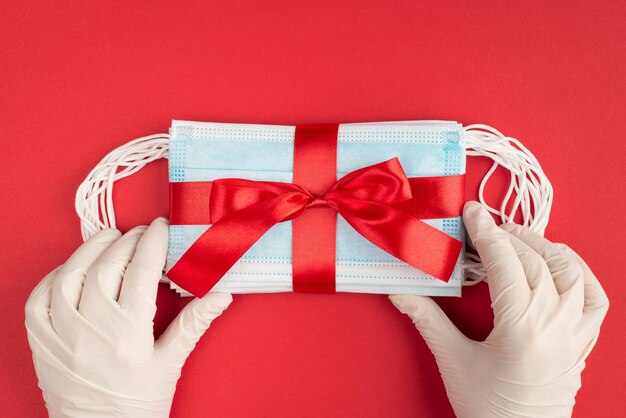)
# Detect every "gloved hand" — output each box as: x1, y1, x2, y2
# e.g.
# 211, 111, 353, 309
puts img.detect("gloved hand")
25, 218, 232, 418
390, 201, 609, 418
